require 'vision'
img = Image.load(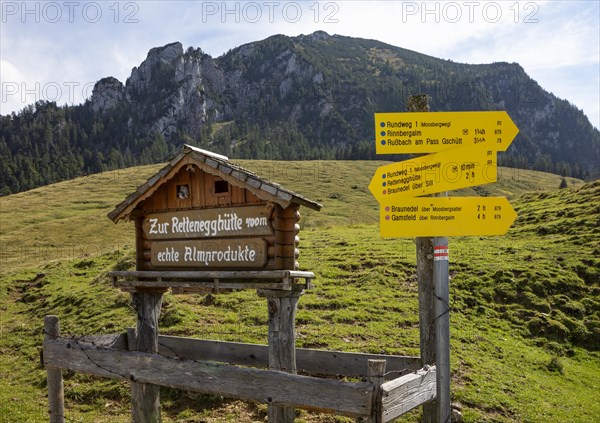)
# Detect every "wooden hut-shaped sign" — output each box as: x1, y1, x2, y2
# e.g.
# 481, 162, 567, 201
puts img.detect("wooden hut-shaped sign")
108, 145, 321, 292
42, 146, 436, 423
106, 145, 323, 421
